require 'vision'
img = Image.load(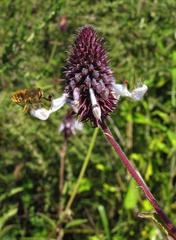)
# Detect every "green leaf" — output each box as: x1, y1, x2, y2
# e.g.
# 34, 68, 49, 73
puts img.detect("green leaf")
65, 219, 87, 229
37, 213, 57, 230
142, 200, 153, 211
0, 225, 16, 239
0, 187, 23, 202
0, 208, 18, 230
124, 179, 139, 210
145, 161, 153, 181
98, 205, 111, 240
152, 110, 169, 123
78, 178, 92, 193
103, 183, 117, 193
167, 131, 176, 148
